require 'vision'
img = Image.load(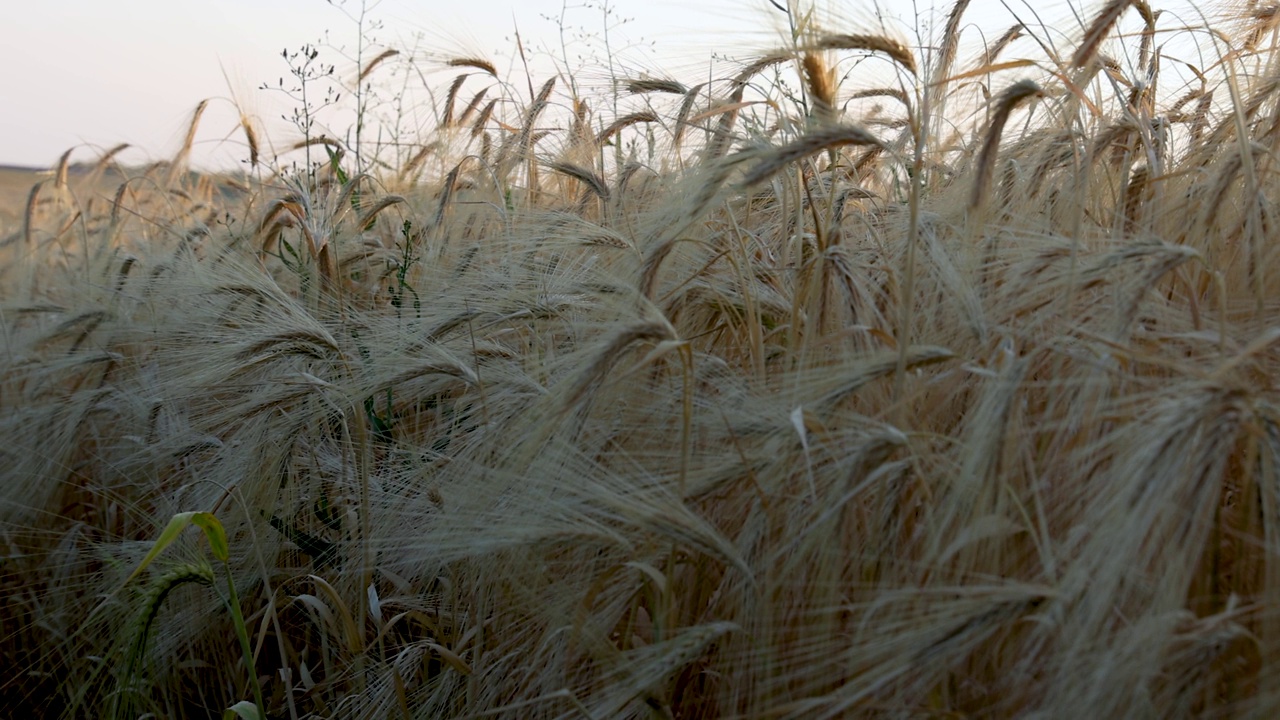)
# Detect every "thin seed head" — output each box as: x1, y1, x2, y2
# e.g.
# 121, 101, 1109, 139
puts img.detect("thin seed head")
504, 79, 556, 169
1189, 91, 1214, 142
1205, 151, 1244, 220
1168, 88, 1204, 118
853, 145, 885, 175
